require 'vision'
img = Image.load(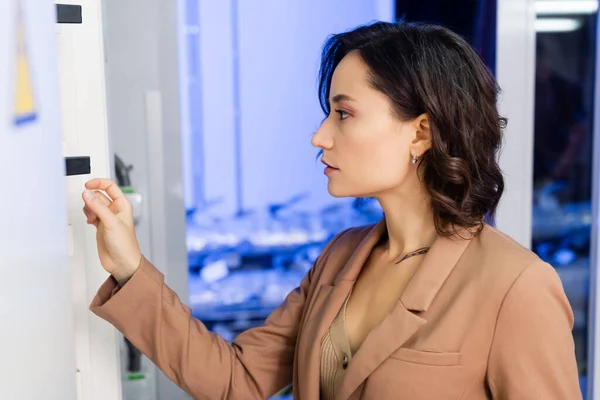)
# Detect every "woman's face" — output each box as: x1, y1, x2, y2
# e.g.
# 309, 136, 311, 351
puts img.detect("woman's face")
312, 52, 429, 198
